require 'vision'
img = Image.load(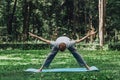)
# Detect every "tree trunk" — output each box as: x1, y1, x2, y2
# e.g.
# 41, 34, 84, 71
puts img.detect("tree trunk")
6, 1, 12, 35
73, 0, 78, 39
12, 0, 17, 41
99, 0, 106, 47
6, 0, 17, 41
22, 0, 31, 41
